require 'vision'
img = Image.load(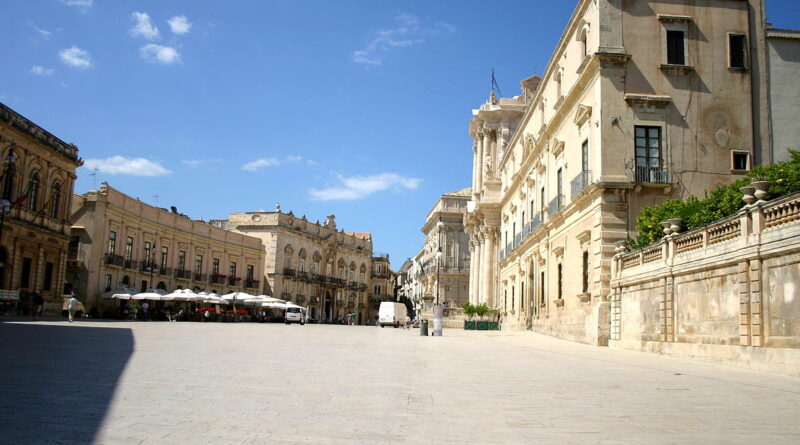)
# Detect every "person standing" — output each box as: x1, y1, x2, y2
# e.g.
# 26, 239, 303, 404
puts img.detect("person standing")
32, 292, 44, 321
67, 296, 79, 323
141, 301, 150, 321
